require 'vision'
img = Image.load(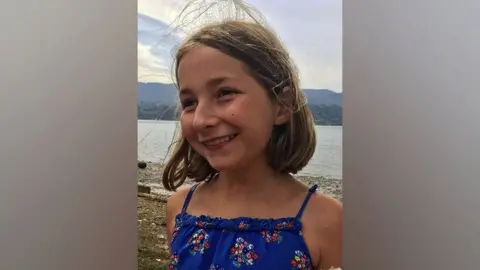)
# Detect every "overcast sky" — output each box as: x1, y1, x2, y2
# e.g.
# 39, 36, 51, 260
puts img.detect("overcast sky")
138, 0, 342, 92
